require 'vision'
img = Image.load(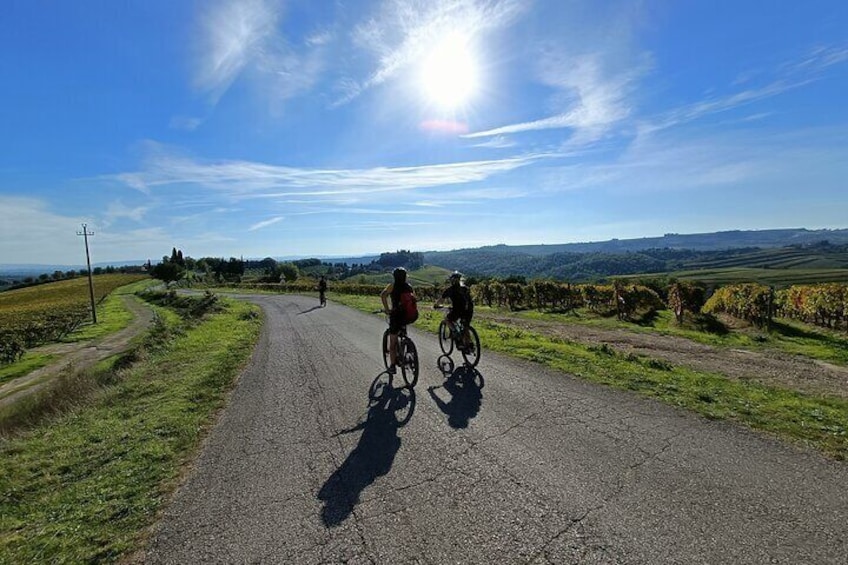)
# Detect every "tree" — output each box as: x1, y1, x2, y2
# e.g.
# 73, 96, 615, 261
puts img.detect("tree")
279, 262, 299, 282
151, 261, 185, 286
